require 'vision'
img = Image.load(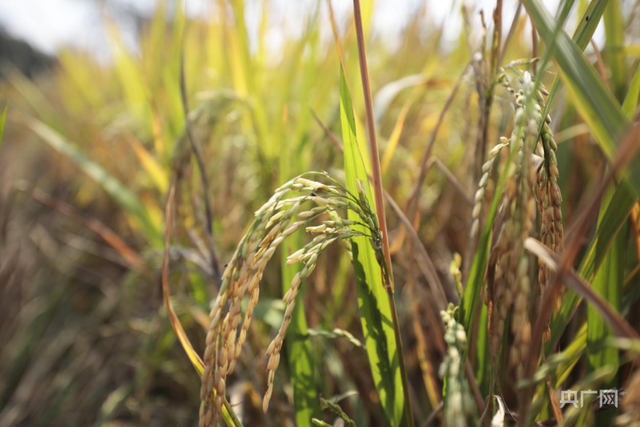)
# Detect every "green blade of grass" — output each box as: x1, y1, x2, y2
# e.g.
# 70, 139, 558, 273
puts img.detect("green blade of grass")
572, 0, 610, 49
543, 0, 612, 110
340, 65, 404, 426
622, 65, 640, 119
587, 188, 624, 369
586, 186, 624, 426
227, 0, 271, 160
603, 0, 627, 100
24, 116, 162, 247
